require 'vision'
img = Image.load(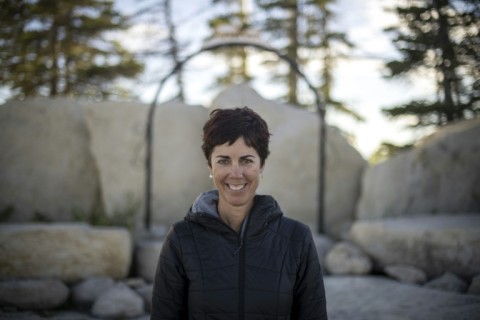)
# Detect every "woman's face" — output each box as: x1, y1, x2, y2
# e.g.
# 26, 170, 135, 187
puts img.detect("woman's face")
209, 136, 264, 212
